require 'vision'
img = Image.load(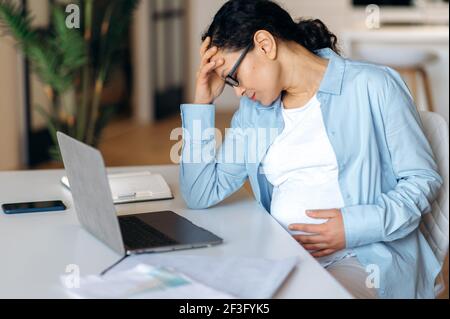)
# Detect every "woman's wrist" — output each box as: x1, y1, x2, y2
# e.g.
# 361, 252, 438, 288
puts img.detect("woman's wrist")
193, 98, 214, 105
